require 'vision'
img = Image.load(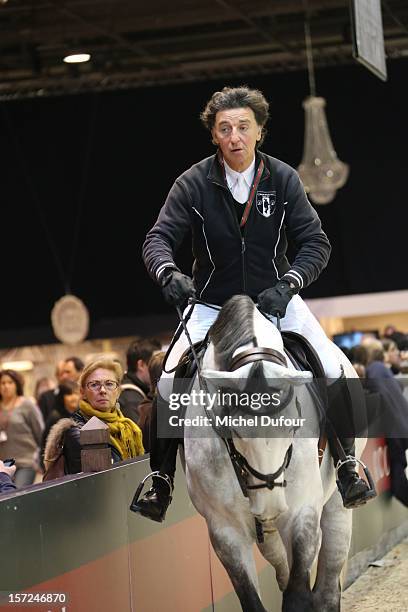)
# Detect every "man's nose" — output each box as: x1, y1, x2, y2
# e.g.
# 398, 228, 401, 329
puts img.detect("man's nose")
230, 127, 240, 142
